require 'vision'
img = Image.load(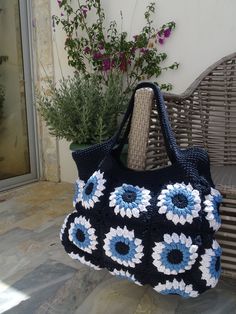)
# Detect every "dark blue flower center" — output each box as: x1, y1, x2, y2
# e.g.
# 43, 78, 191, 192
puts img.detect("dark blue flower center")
85, 182, 94, 195
76, 229, 85, 242
167, 249, 183, 264
172, 194, 188, 208
215, 256, 220, 272
115, 241, 130, 255
122, 191, 136, 203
